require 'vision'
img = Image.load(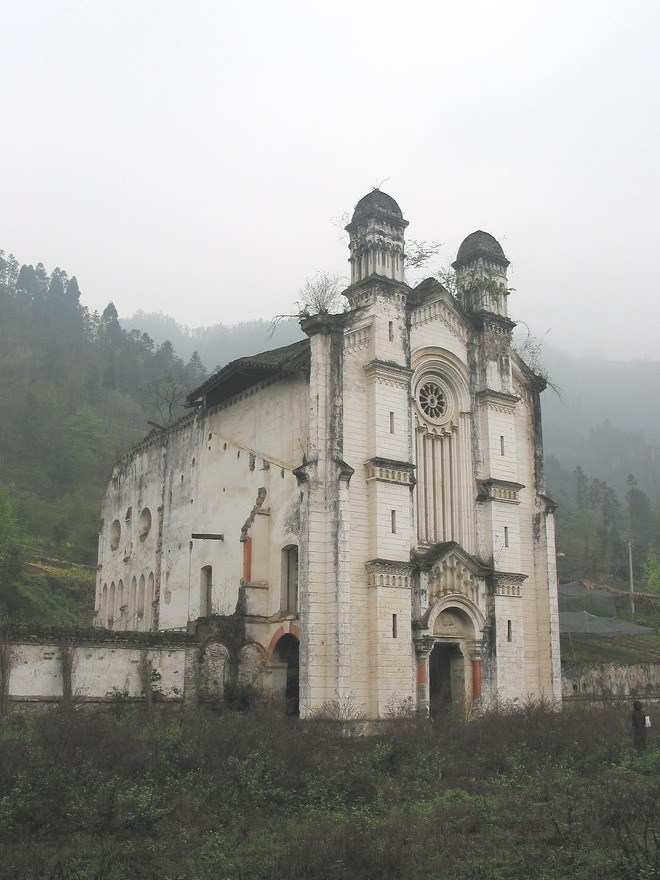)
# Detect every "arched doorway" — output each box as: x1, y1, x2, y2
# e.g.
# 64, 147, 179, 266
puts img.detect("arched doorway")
274, 634, 299, 716
428, 605, 477, 717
